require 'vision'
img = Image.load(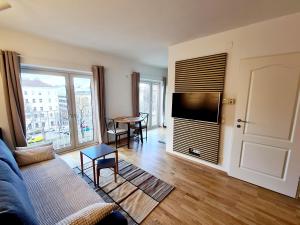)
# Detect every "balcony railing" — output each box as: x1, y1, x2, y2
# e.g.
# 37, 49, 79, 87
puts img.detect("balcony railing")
25, 110, 93, 150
